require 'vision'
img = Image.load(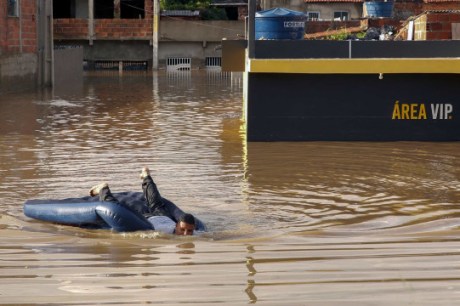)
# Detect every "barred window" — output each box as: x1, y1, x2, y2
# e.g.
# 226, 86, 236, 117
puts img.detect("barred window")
334, 11, 349, 21
306, 12, 320, 21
